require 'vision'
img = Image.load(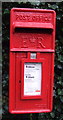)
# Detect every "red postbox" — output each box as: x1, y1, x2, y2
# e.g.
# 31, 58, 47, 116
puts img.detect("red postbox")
9, 8, 56, 113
